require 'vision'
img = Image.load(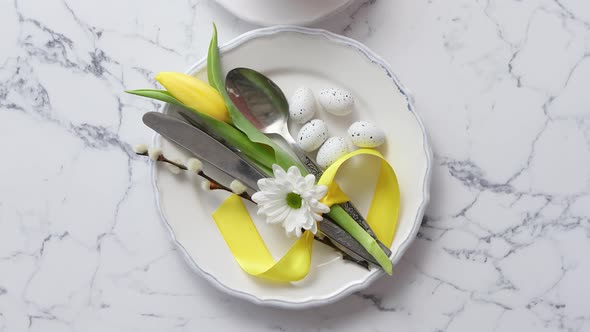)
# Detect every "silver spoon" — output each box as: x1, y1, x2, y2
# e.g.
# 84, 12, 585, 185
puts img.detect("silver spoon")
225, 67, 392, 257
